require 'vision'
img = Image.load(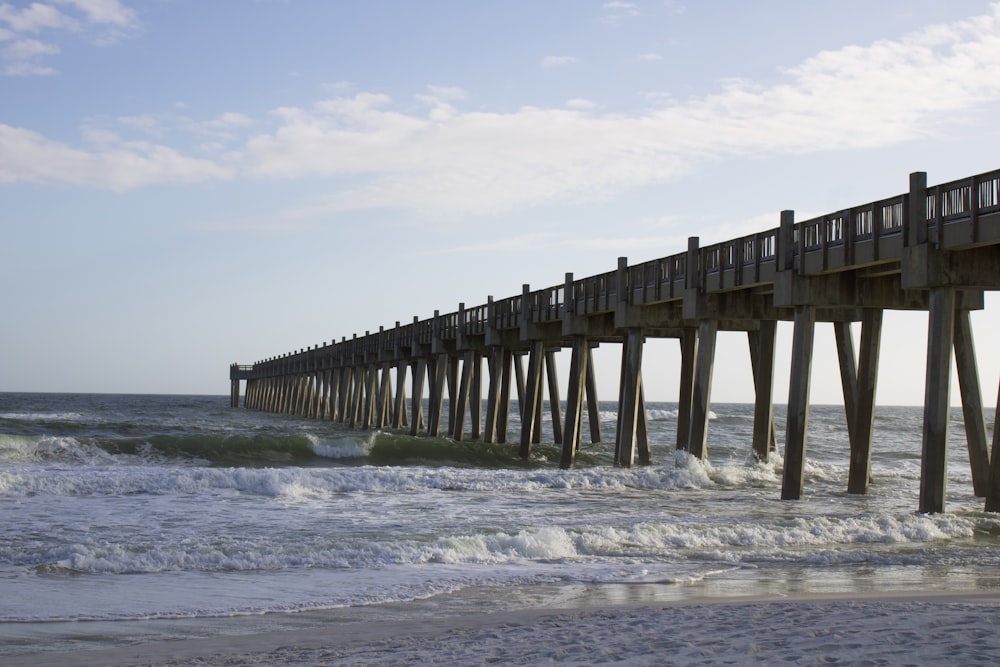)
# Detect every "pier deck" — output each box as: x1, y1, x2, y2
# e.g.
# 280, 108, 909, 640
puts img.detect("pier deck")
231, 169, 1000, 513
